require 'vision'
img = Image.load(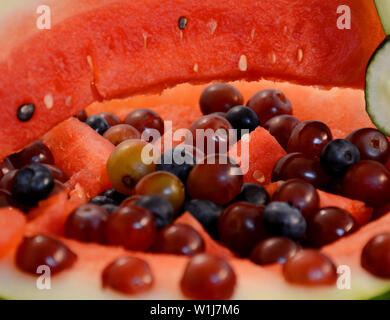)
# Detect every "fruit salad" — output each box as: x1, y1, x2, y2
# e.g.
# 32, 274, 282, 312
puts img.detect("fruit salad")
1, 0, 390, 301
